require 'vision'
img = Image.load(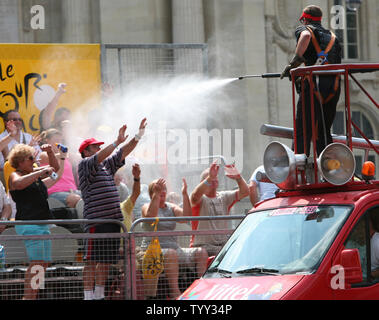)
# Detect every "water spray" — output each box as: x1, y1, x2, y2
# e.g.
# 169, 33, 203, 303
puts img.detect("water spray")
238, 73, 281, 80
